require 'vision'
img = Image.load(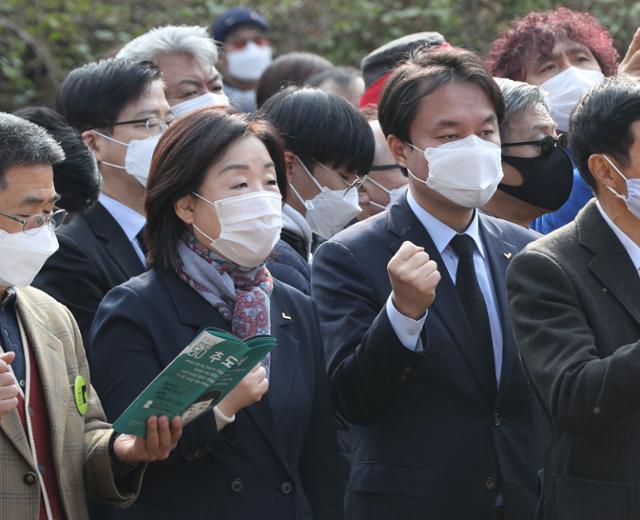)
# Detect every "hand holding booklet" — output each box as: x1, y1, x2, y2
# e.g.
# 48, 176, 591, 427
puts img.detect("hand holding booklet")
113, 328, 276, 437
